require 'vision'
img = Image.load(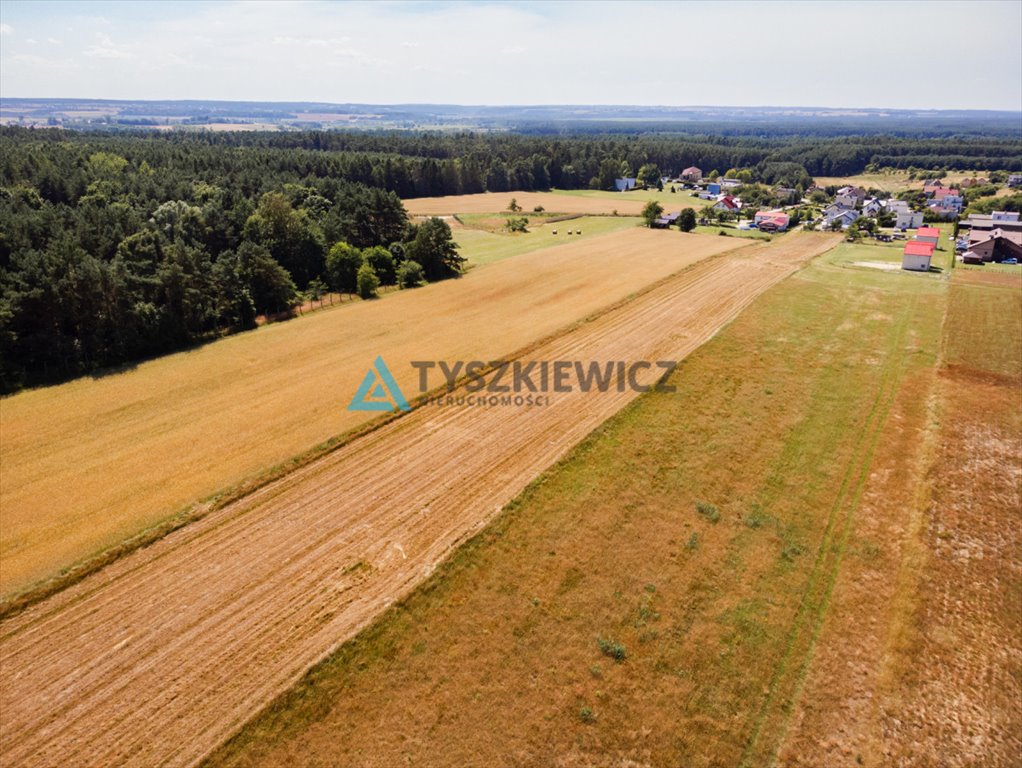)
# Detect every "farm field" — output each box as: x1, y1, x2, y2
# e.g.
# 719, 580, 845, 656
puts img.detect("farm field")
0, 233, 839, 768
548, 187, 715, 208
449, 214, 643, 267
0, 227, 740, 598
814, 169, 998, 194
200, 232, 1017, 768
403, 190, 656, 216
693, 224, 775, 240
